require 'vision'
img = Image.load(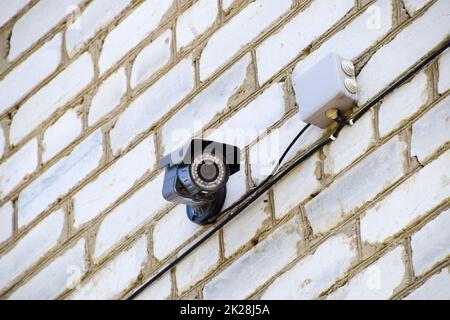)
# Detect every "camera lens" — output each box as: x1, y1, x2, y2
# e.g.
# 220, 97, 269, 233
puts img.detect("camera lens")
198, 161, 219, 182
